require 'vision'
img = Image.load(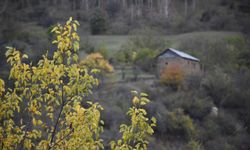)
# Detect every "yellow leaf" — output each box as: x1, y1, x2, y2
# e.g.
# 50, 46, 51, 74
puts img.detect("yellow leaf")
73, 23, 77, 31
32, 118, 36, 126
132, 97, 139, 105
22, 54, 28, 59
37, 120, 43, 126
